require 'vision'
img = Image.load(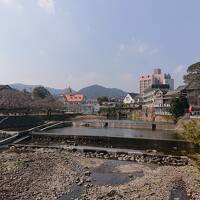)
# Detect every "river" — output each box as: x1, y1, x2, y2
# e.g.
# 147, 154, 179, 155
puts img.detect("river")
31, 126, 200, 155
45, 127, 183, 140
